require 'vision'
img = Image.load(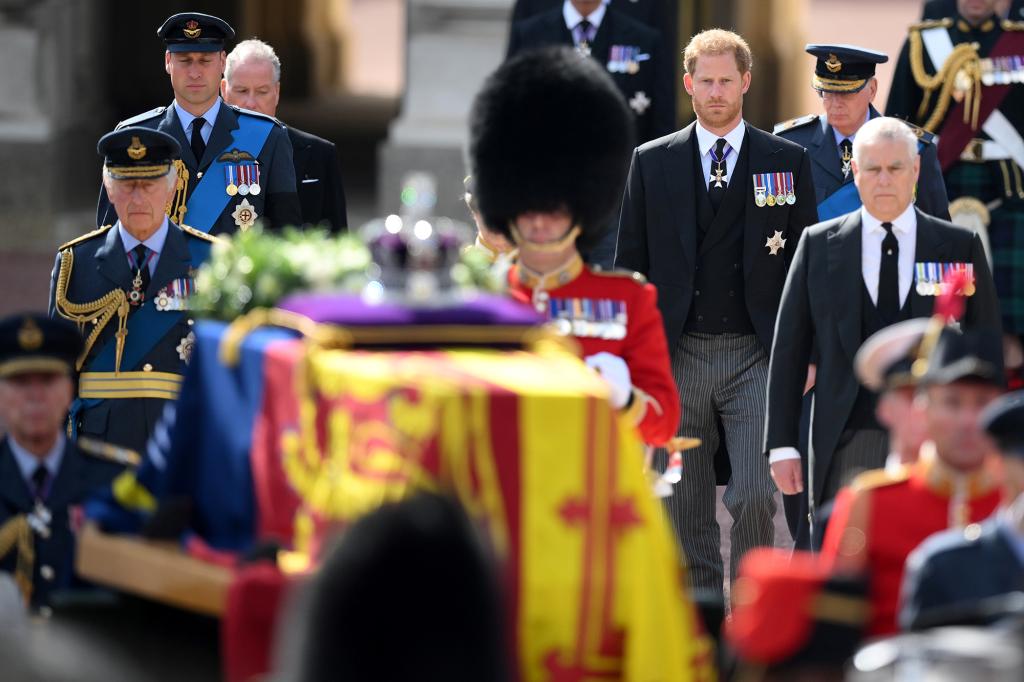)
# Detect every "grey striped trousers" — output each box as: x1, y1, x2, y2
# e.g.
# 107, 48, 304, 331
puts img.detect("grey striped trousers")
660, 332, 776, 597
